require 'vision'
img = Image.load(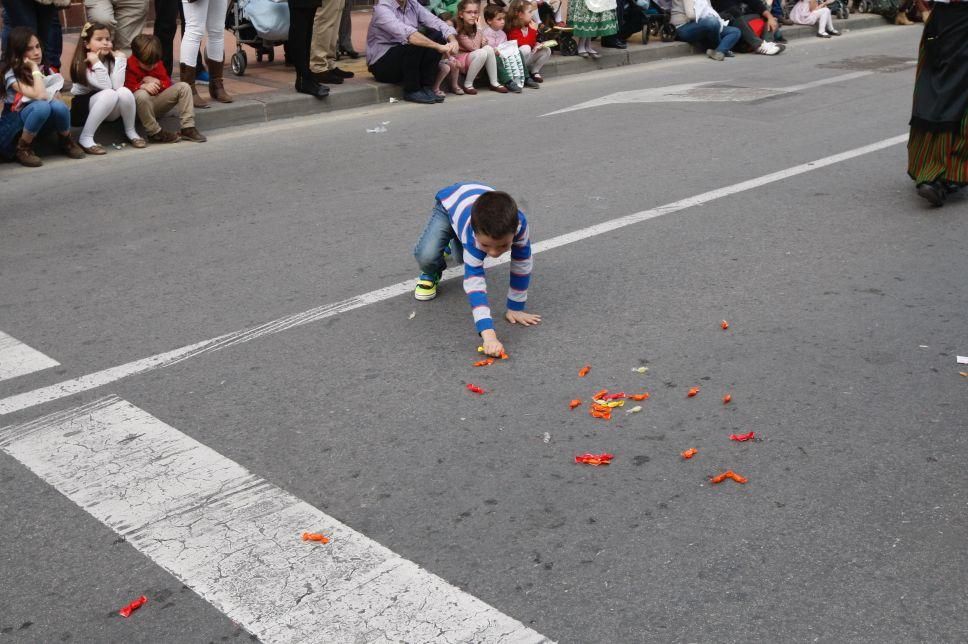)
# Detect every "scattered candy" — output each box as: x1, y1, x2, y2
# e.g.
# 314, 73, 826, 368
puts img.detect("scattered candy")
721, 320, 729, 330
578, 364, 591, 377
632, 366, 649, 373
473, 358, 495, 367
729, 431, 756, 442
626, 405, 642, 414
119, 595, 147, 618
476, 347, 509, 359
602, 392, 626, 401
681, 448, 698, 460
389, 97, 399, 103
543, 432, 551, 443
722, 394, 732, 404
592, 389, 609, 400
604, 400, 625, 408
302, 532, 330, 544
408, 311, 416, 320
575, 453, 614, 466
569, 399, 582, 409
629, 392, 650, 401
687, 386, 700, 398
709, 470, 747, 484
466, 384, 486, 395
